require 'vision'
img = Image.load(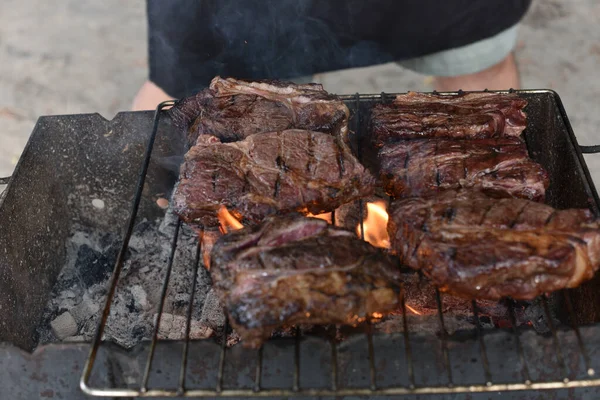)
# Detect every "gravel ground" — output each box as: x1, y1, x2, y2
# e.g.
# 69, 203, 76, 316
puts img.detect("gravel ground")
1, 0, 600, 184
